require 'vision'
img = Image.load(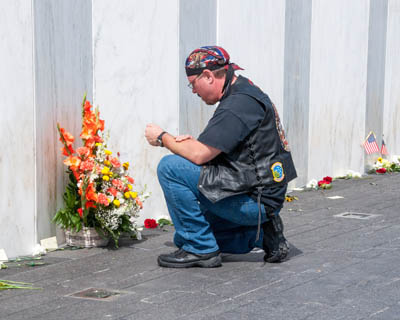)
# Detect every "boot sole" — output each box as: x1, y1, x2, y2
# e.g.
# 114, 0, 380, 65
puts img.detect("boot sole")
264, 241, 289, 263
158, 255, 222, 268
